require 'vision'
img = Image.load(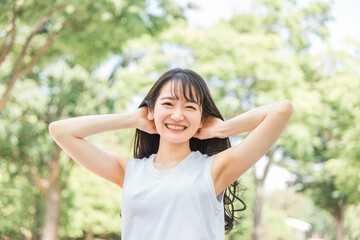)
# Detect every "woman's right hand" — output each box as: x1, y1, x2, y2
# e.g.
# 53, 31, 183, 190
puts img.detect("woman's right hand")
134, 106, 158, 134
